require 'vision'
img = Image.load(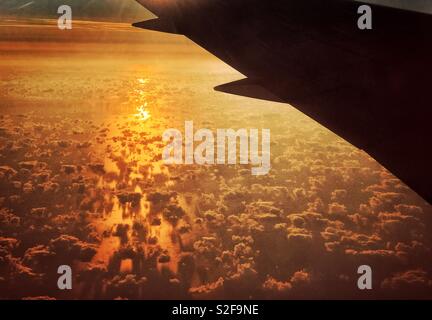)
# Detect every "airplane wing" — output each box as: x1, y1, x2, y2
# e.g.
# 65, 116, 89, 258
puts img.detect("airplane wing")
133, 0, 432, 204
